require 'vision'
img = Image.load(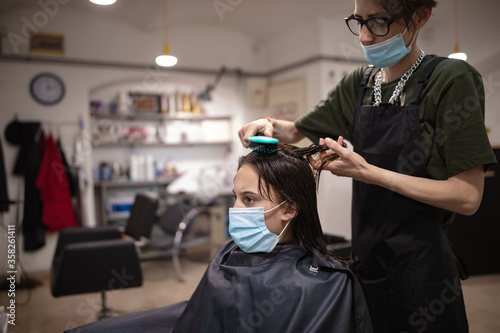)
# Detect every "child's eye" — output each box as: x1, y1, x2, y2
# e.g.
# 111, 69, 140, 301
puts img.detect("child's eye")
244, 196, 255, 205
